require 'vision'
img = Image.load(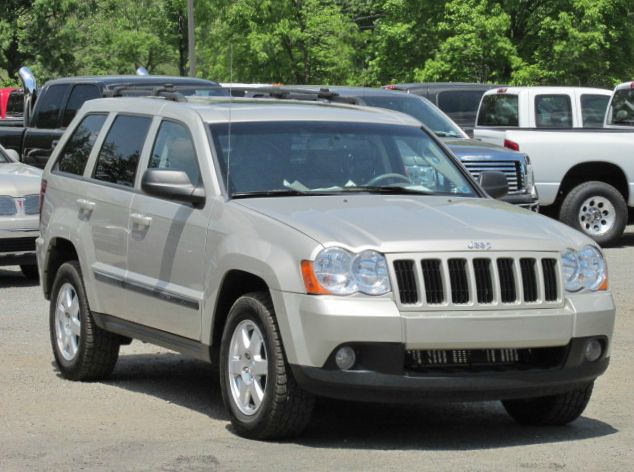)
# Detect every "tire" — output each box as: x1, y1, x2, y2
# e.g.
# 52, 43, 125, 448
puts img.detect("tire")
219, 292, 315, 440
49, 261, 120, 381
502, 382, 594, 426
559, 181, 627, 246
20, 264, 39, 280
